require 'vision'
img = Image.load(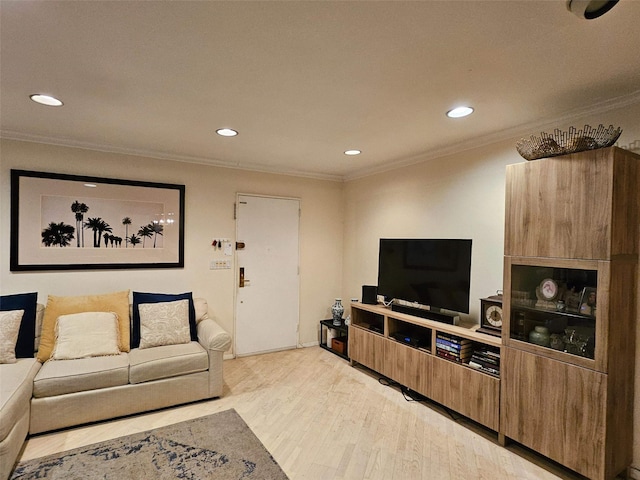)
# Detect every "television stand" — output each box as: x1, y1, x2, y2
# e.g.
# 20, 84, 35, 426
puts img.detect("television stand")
349, 301, 501, 432
391, 303, 460, 325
